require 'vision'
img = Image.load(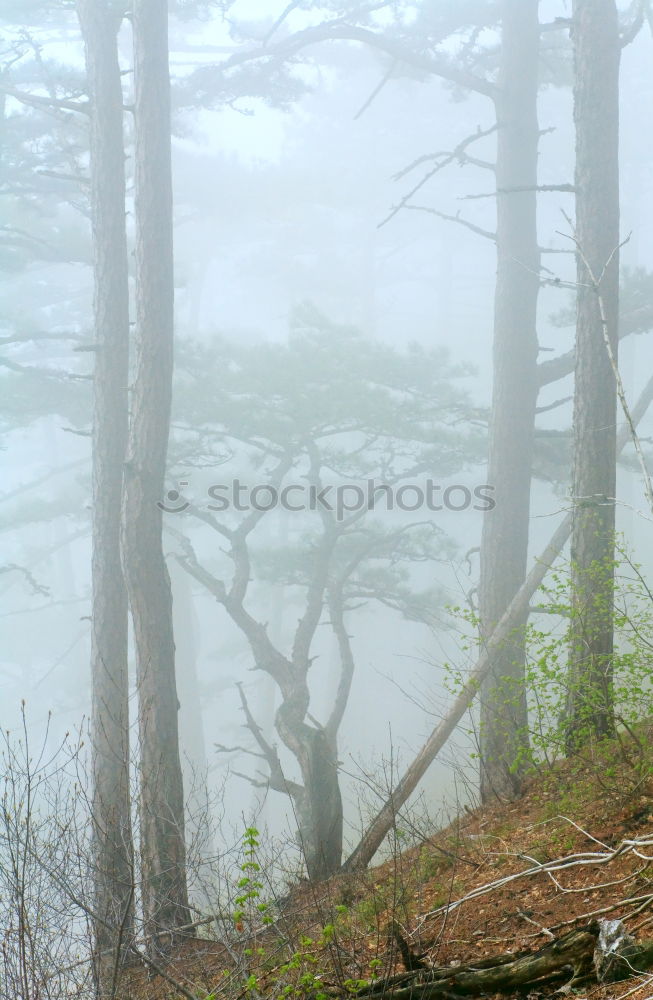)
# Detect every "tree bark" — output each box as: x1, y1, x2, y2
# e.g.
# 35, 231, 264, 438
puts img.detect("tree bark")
565, 0, 621, 752
478, 0, 541, 802
121, 0, 190, 950
77, 0, 134, 991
